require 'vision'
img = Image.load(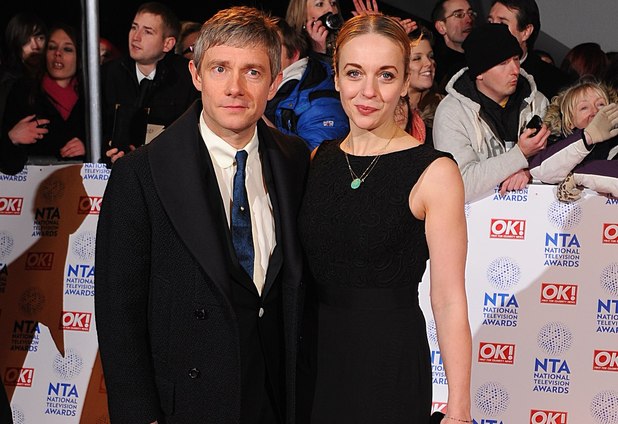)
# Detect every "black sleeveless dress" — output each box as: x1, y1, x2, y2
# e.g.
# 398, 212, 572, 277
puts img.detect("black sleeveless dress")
298, 139, 451, 424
